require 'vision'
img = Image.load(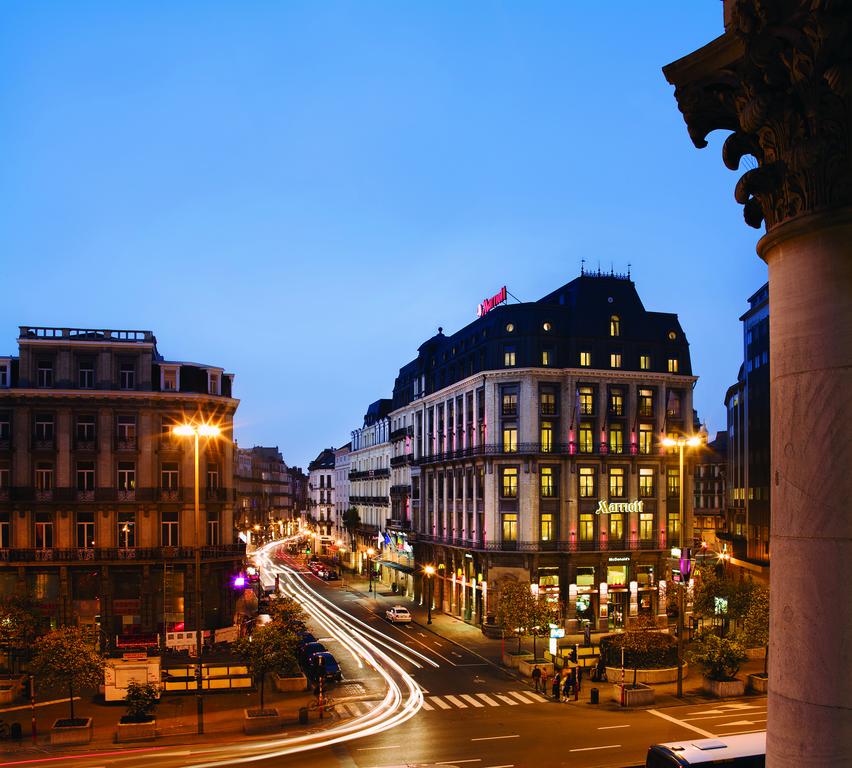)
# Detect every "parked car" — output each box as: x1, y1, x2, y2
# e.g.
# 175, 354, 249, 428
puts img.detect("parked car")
306, 652, 342, 683
385, 606, 412, 624
321, 569, 338, 581
297, 631, 317, 647
298, 641, 326, 665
